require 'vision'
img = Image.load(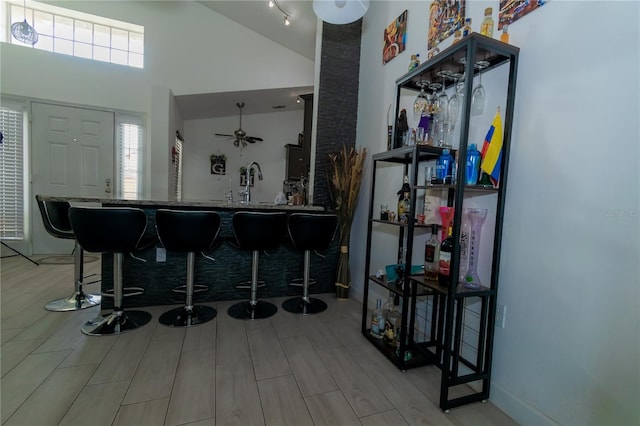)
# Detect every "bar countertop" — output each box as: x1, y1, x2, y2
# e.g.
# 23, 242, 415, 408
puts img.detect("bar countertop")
38, 195, 325, 211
